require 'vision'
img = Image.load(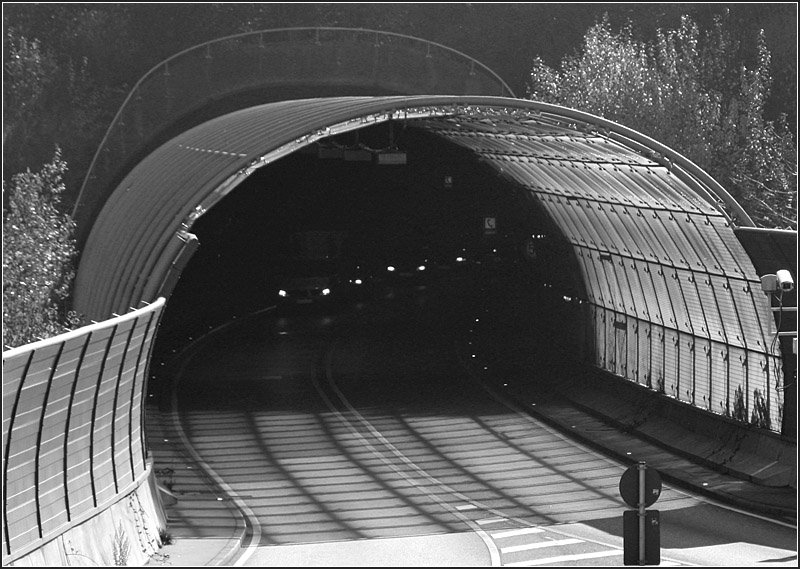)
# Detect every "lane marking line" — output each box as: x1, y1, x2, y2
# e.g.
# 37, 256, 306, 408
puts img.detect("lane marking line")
504, 549, 624, 566
476, 517, 508, 526
501, 538, 582, 553
491, 527, 545, 539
